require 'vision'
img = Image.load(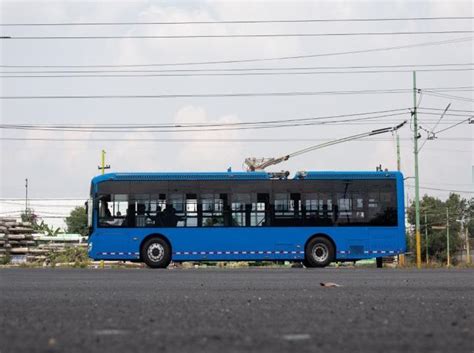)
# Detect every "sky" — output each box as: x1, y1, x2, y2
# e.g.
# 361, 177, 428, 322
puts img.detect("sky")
0, 0, 473, 227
